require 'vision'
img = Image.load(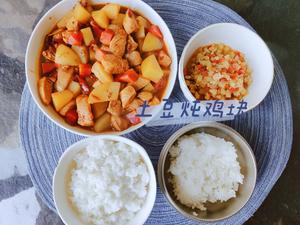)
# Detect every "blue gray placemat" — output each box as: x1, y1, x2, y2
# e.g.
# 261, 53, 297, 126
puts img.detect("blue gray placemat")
19, 0, 293, 224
